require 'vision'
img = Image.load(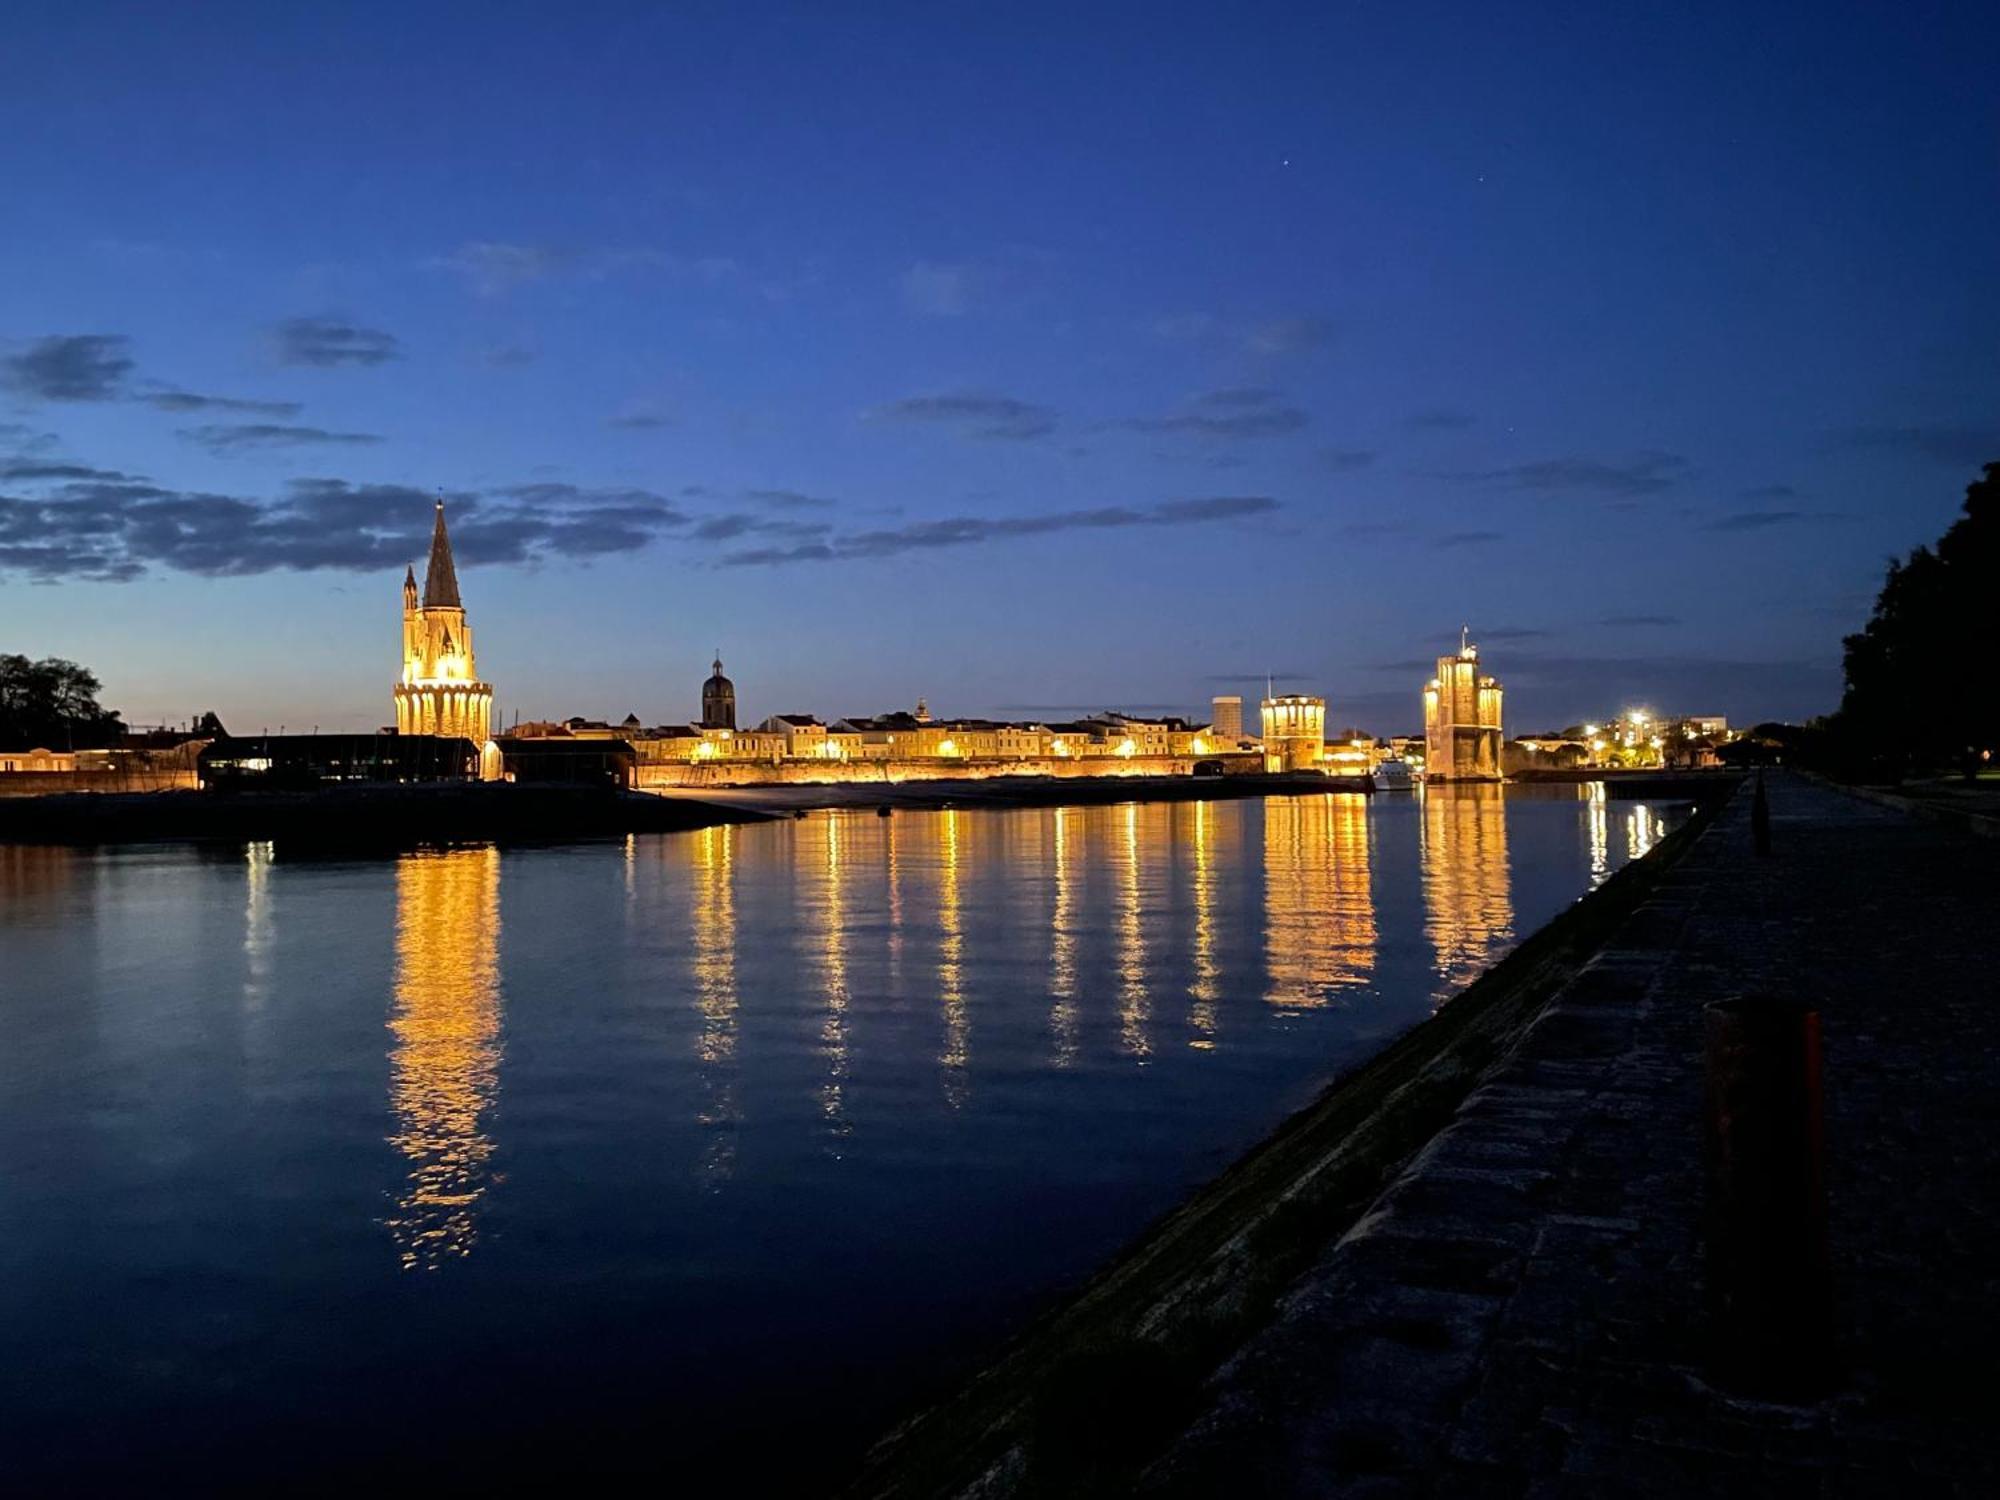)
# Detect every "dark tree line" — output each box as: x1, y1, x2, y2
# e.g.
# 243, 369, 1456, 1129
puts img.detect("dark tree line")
0, 655, 126, 751
1838, 461, 1998, 779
